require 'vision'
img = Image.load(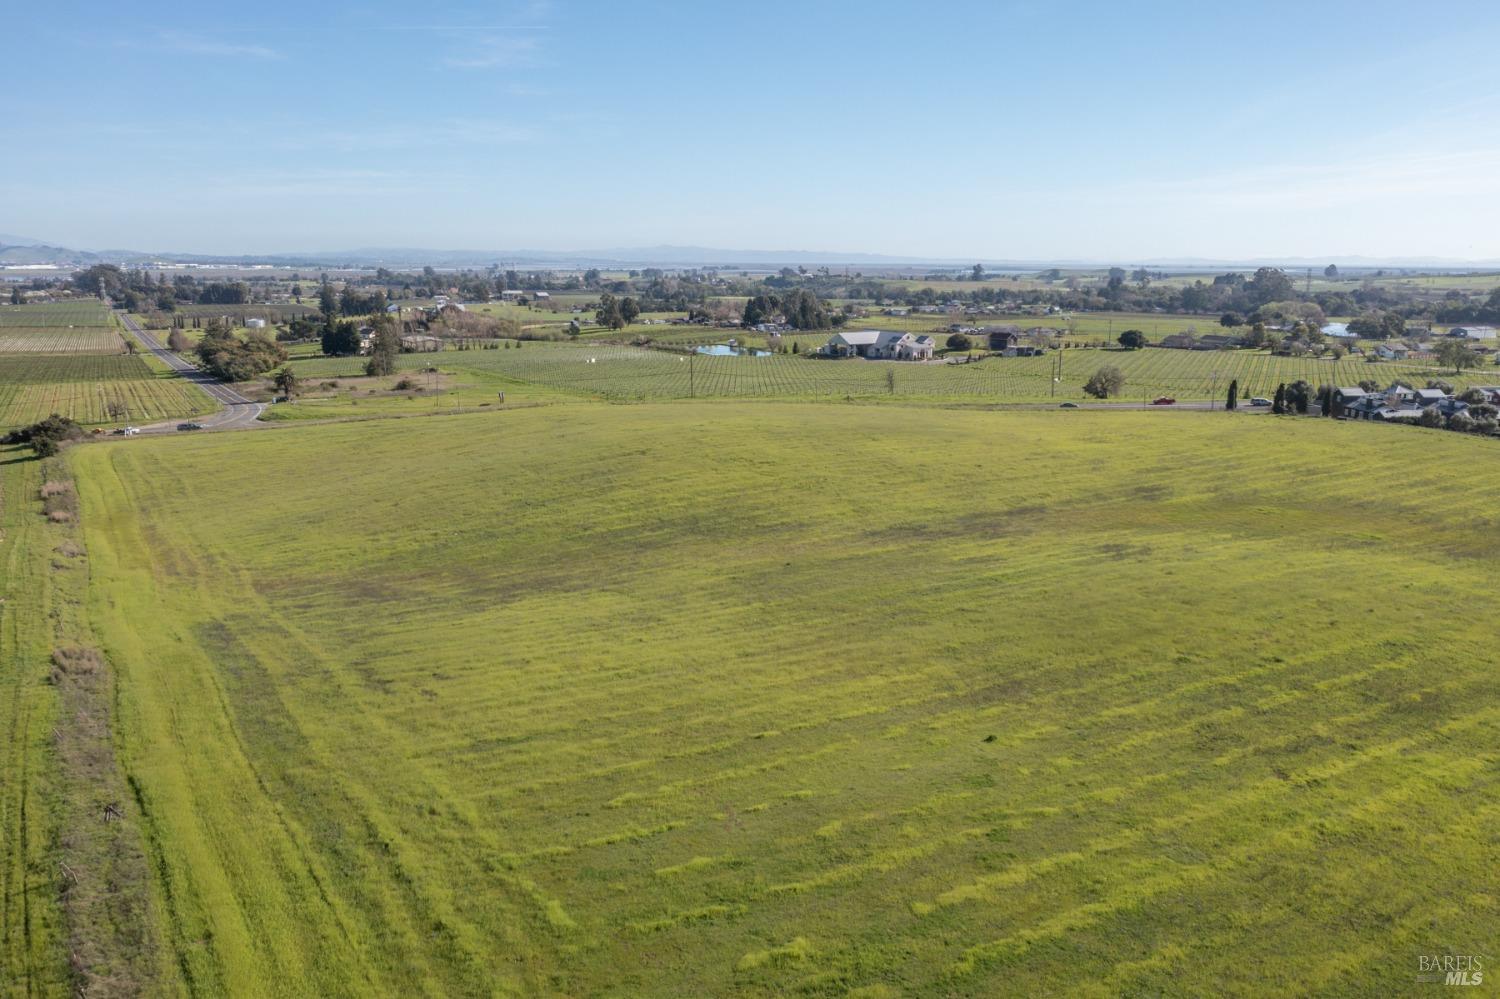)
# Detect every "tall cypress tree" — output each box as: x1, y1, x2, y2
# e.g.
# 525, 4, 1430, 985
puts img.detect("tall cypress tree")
1226, 379, 1238, 411
1273, 383, 1286, 415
